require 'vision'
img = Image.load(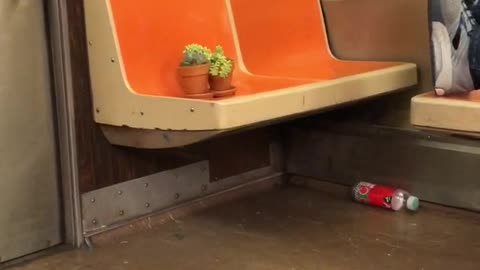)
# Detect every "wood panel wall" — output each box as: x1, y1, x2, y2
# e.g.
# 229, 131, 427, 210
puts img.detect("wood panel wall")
66, 1, 274, 193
